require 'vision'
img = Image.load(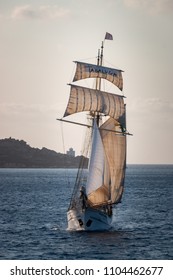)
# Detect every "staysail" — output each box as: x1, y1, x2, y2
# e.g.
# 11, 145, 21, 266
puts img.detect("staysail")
86, 120, 110, 206
73, 61, 123, 91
